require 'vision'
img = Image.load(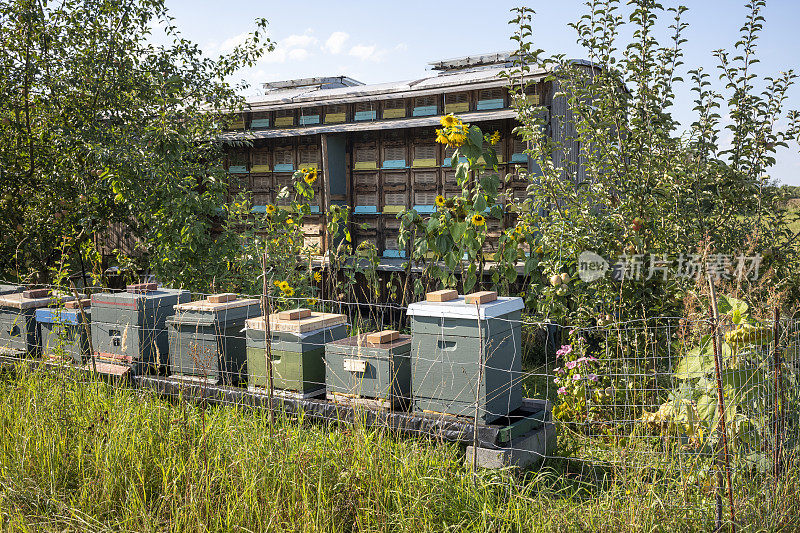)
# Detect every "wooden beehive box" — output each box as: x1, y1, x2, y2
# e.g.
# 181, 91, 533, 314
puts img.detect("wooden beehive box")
36, 306, 92, 364
407, 293, 524, 423
0, 290, 73, 356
